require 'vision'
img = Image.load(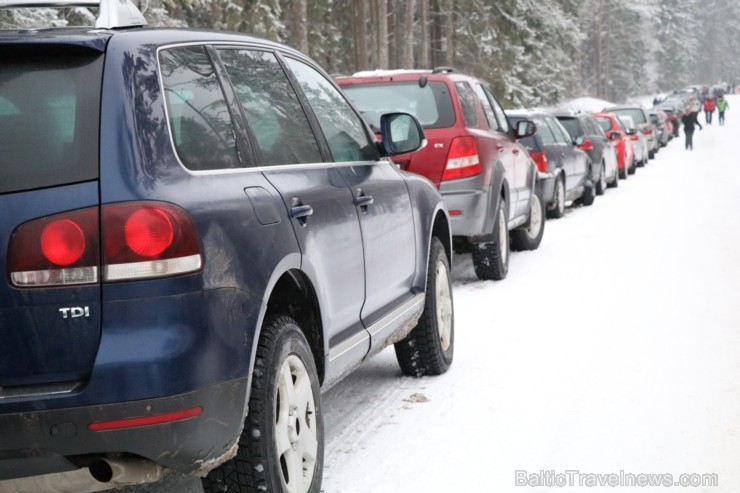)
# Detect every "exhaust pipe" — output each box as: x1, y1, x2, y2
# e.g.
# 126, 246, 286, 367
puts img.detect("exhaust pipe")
89, 458, 163, 485
0, 458, 163, 493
